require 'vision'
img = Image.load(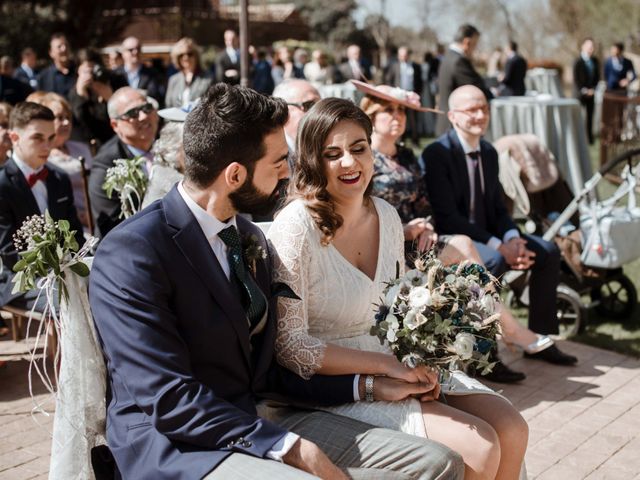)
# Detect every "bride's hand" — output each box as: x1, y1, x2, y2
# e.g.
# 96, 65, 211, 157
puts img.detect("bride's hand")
384, 358, 440, 385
